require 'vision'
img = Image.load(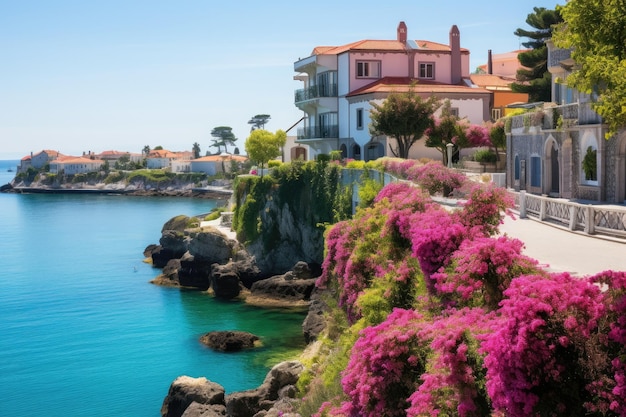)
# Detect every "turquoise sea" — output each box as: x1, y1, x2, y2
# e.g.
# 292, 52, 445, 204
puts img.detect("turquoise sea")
0, 160, 306, 416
